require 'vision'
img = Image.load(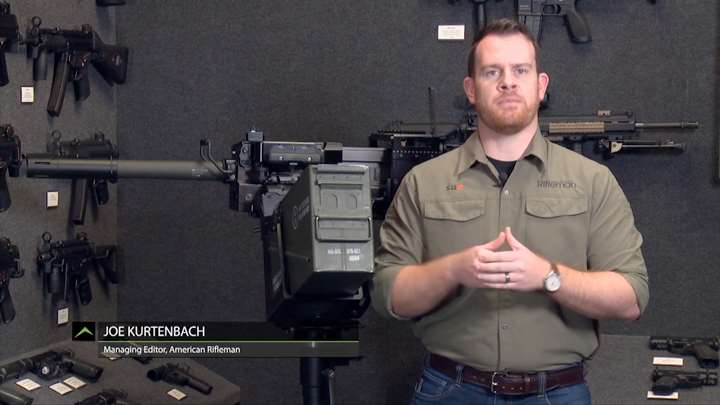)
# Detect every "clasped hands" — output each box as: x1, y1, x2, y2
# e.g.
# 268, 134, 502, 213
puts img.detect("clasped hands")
451, 227, 551, 291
